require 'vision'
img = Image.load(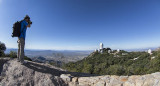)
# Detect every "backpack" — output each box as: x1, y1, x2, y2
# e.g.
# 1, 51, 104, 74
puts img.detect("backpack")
11, 21, 22, 37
